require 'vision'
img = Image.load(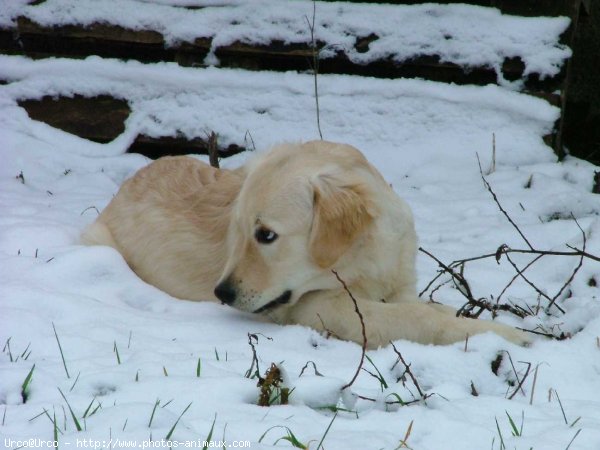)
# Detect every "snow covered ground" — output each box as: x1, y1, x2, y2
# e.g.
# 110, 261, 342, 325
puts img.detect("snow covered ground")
1, 2, 600, 450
